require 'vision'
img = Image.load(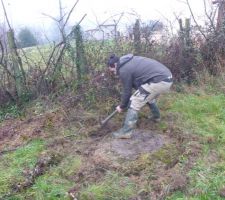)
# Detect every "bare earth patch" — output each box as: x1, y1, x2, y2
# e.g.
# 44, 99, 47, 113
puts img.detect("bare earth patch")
94, 130, 170, 160
0, 111, 65, 151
